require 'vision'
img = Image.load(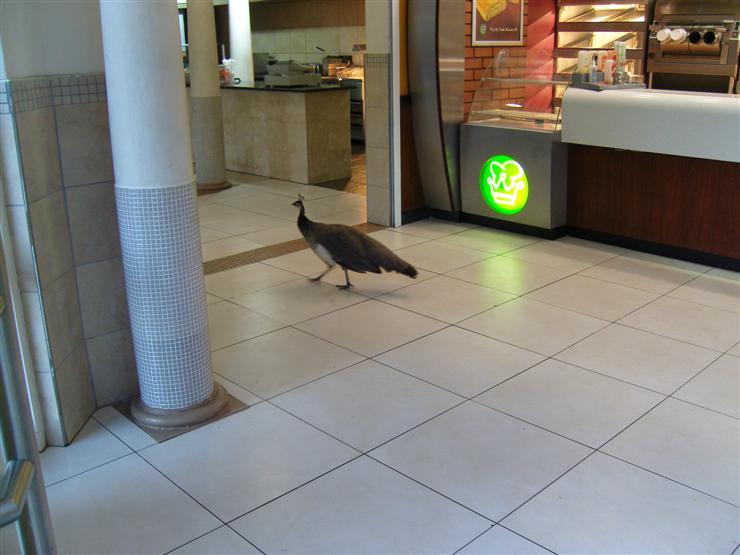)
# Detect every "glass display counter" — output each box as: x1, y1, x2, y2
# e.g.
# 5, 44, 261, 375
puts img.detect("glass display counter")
460, 51, 570, 236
